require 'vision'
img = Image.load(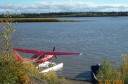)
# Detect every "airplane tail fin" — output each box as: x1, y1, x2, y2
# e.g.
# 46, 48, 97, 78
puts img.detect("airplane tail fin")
12, 50, 23, 62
